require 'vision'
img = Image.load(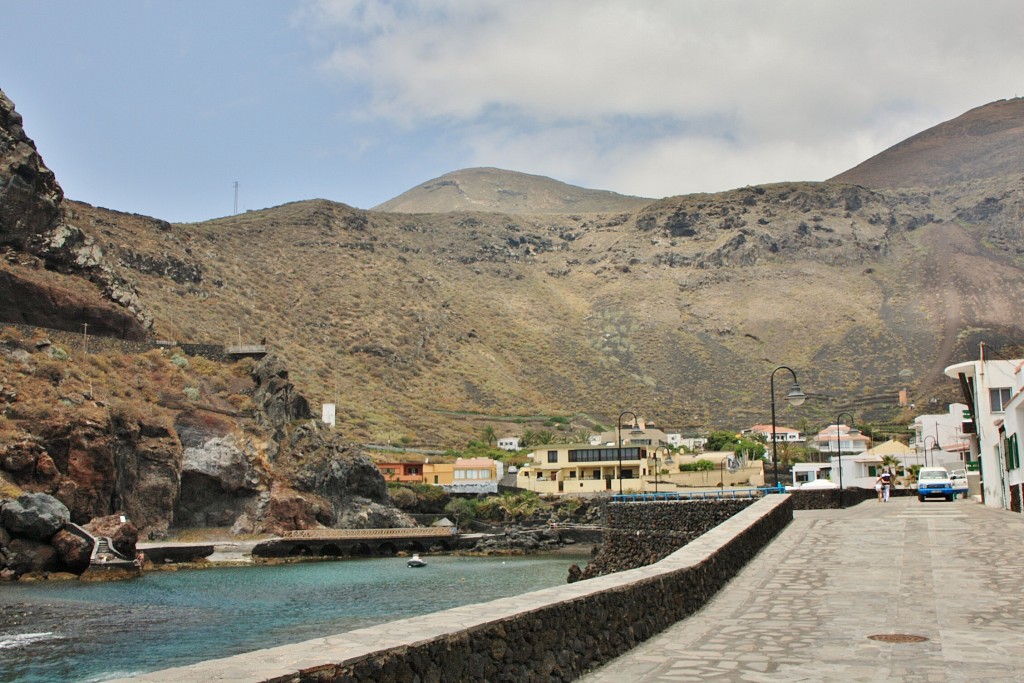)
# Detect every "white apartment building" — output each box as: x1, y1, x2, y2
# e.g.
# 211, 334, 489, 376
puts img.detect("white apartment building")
744, 424, 803, 443
810, 424, 870, 455
945, 348, 1023, 511
911, 403, 971, 470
